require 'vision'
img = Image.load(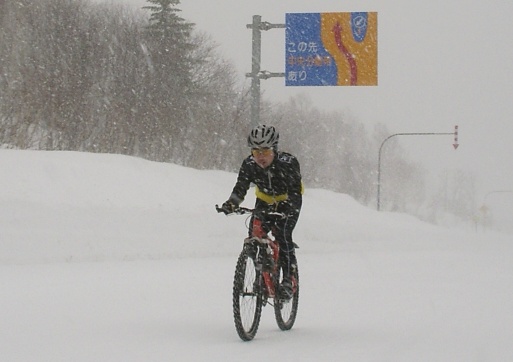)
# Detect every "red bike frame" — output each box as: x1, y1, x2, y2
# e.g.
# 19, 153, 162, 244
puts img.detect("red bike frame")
251, 218, 281, 298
